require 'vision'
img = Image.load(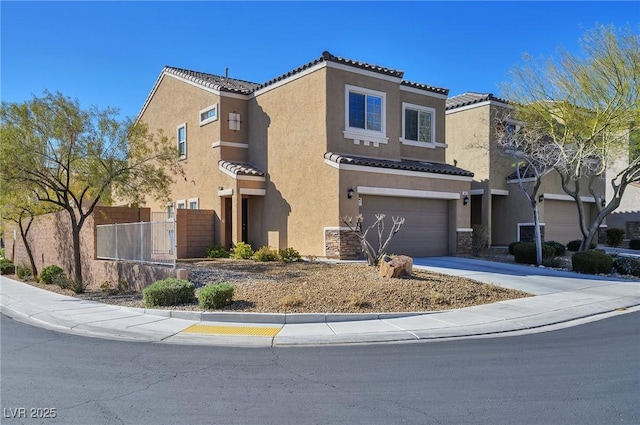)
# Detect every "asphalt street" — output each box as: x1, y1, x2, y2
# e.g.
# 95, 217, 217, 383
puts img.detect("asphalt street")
1, 311, 638, 425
